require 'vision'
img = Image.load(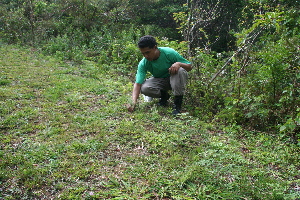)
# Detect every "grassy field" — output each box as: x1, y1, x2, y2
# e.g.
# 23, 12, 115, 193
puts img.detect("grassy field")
0, 45, 299, 199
